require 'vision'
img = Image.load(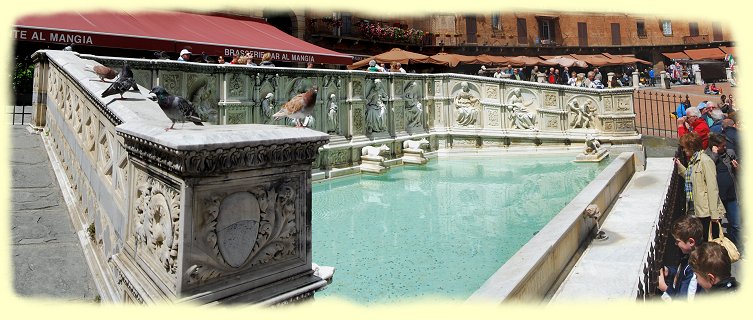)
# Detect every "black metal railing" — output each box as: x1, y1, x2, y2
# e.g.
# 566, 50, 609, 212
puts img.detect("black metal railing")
633, 91, 683, 138
637, 166, 685, 300
9, 105, 32, 125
